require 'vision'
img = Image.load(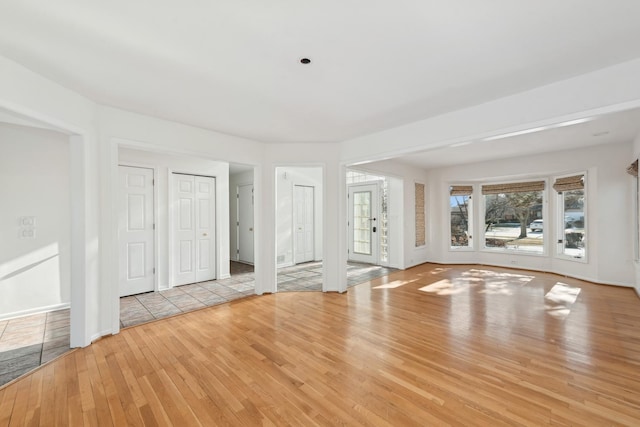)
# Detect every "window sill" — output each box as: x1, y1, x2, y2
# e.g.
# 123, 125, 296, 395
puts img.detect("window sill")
555, 254, 588, 264
449, 246, 474, 251
480, 247, 547, 257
